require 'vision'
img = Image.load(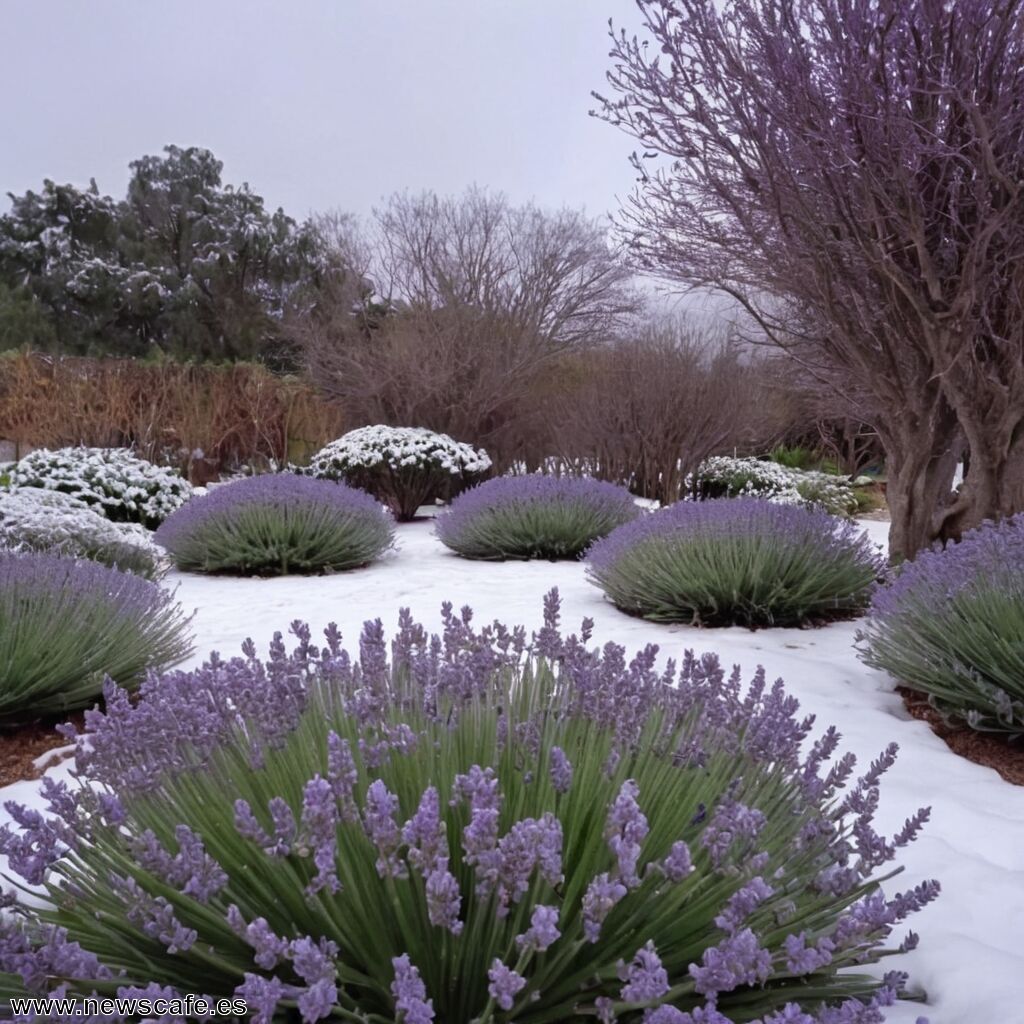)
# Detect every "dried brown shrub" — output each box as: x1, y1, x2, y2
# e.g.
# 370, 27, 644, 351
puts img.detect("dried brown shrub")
0, 352, 344, 481
540, 321, 780, 503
